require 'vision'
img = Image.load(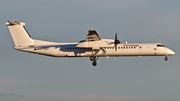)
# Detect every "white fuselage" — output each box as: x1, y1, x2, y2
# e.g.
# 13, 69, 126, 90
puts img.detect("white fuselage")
14, 39, 175, 57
